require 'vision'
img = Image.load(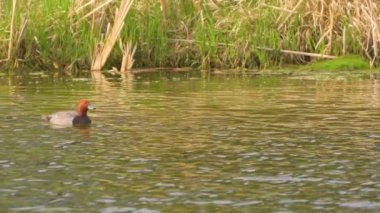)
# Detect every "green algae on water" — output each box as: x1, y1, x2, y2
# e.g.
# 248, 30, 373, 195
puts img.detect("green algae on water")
306, 55, 369, 71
